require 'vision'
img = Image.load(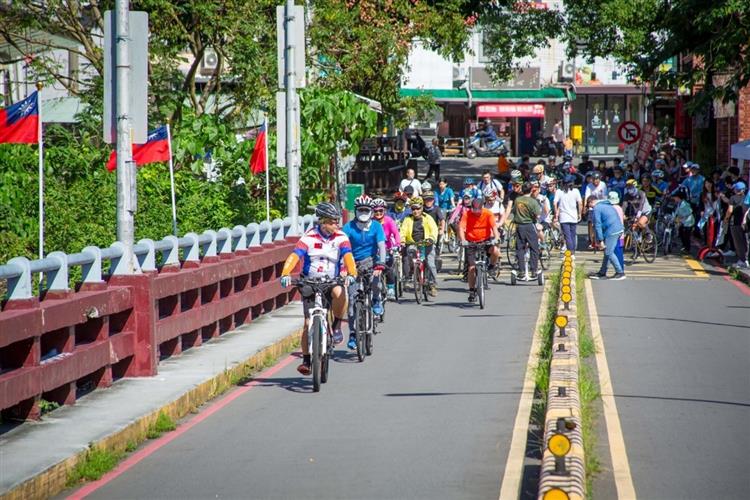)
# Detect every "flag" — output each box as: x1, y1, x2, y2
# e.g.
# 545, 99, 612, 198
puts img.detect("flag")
106, 125, 170, 171
0, 92, 39, 144
249, 123, 267, 175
